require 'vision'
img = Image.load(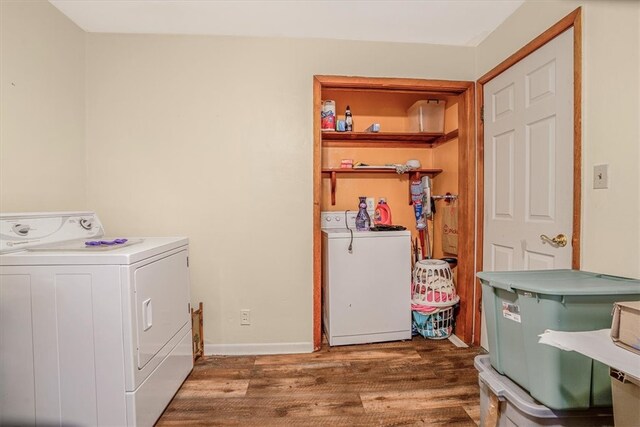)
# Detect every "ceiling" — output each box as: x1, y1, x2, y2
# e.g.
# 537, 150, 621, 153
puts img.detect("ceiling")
49, 0, 524, 47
